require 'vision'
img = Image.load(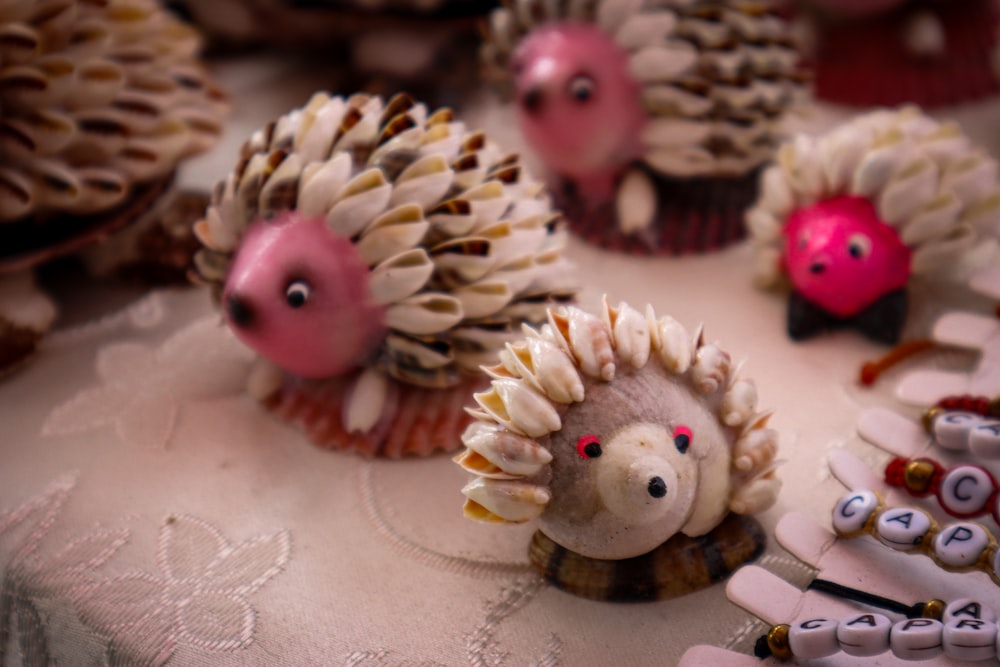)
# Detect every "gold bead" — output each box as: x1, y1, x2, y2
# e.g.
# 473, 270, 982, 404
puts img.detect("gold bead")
922, 407, 943, 432
903, 460, 936, 494
922, 599, 945, 620
767, 624, 793, 660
